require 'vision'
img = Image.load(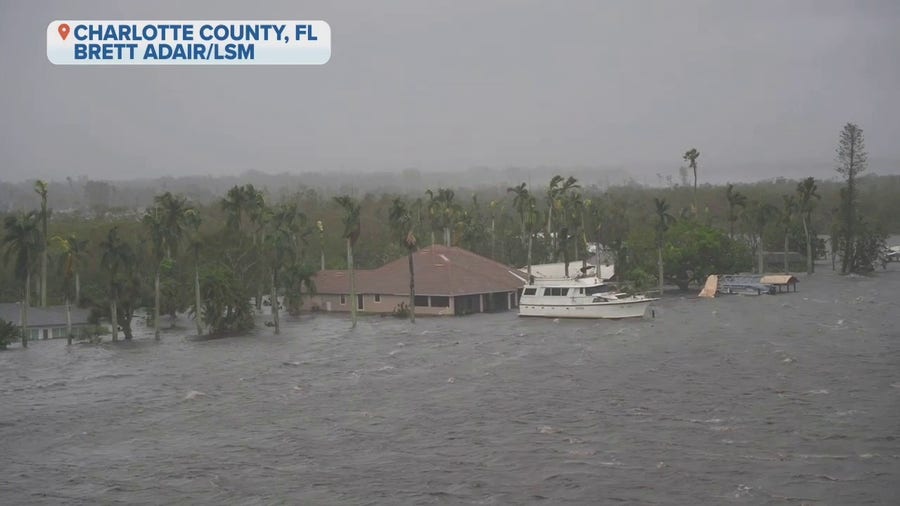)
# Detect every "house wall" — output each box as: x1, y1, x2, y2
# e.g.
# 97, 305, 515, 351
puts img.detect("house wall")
311, 294, 457, 316
312, 291, 519, 316
27, 325, 92, 340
